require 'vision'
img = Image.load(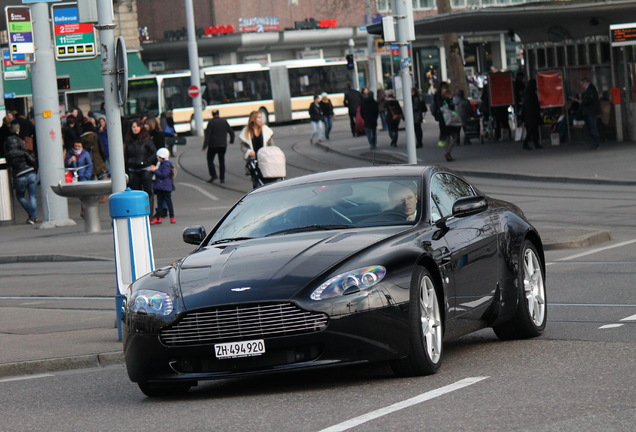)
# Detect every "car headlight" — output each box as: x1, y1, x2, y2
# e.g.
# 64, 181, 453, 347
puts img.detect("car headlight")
130, 289, 174, 316
311, 266, 386, 301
